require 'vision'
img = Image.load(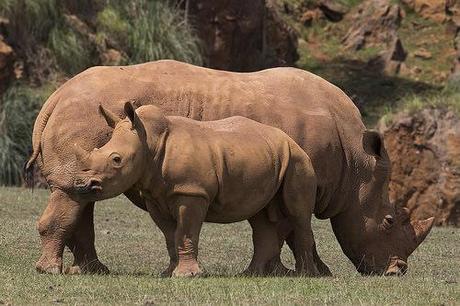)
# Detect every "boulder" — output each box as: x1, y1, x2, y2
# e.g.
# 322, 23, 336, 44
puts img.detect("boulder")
378, 108, 460, 226
367, 37, 407, 74
401, 0, 447, 23
186, 0, 298, 72
342, 0, 403, 51
318, 0, 349, 22
413, 48, 433, 59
